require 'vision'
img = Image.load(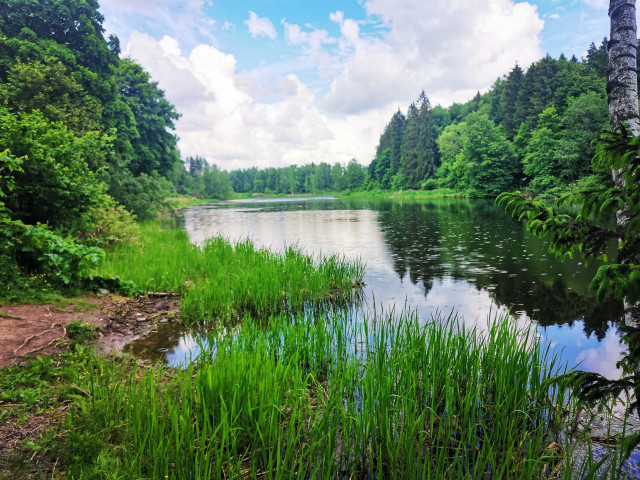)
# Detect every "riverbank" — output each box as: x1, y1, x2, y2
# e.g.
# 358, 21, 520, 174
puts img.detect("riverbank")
167, 187, 466, 209
0, 219, 633, 479
2, 305, 631, 479
0, 294, 181, 368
